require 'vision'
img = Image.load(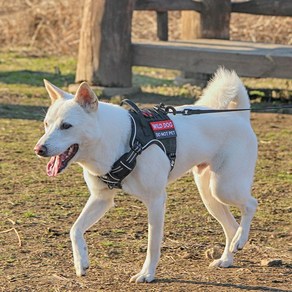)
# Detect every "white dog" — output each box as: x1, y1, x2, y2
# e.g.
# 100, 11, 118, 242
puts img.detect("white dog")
34, 68, 258, 283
